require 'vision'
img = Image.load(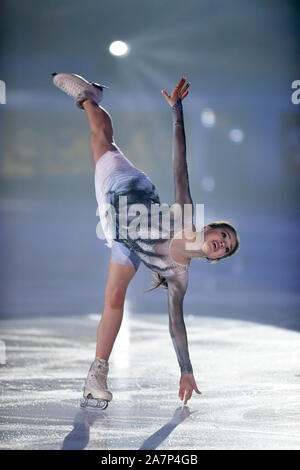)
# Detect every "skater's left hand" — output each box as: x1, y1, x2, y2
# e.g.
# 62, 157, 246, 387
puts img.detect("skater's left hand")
179, 374, 201, 405
161, 77, 190, 107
